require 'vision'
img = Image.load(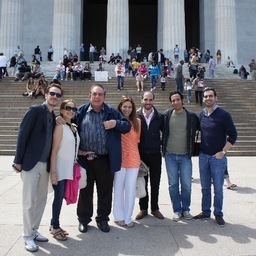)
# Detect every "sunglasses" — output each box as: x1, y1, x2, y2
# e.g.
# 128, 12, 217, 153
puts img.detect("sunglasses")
64, 106, 77, 112
49, 91, 62, 98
